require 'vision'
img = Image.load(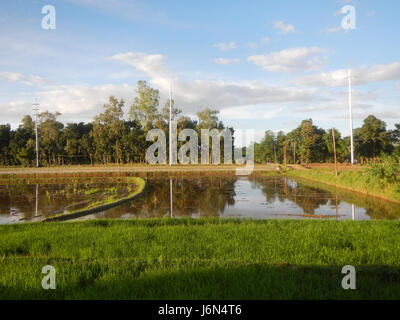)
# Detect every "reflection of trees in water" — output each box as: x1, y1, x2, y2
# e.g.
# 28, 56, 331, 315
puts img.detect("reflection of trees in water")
0, 183, 130, 220
294, 178, 400, 220
0, 184, 39, 219
2, 175, 400, 221
249, 176, 400, 219
249, 176, 340, 215
107, 177, 237, 218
